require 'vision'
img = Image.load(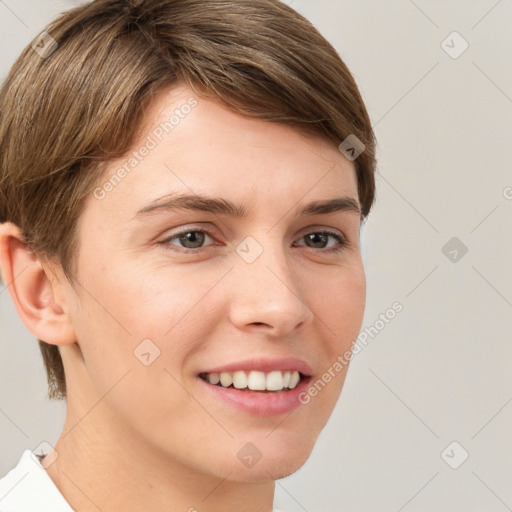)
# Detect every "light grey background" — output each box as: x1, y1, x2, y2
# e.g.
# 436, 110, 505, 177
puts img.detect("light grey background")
1, 1, 511, 511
